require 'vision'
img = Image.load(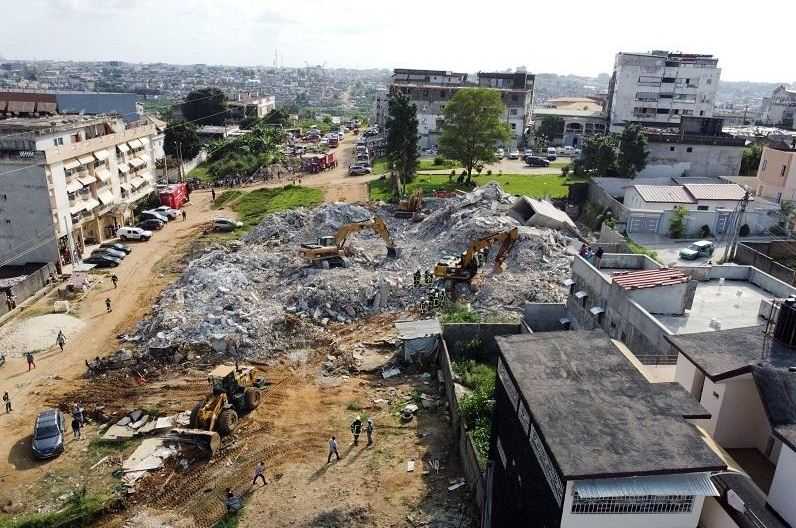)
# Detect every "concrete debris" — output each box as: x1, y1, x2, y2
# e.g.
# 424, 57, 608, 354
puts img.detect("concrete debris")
125, 183, 572, 361
122, 438, 176, 486
104, 410, 180, 441
382, 367, 401, 379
